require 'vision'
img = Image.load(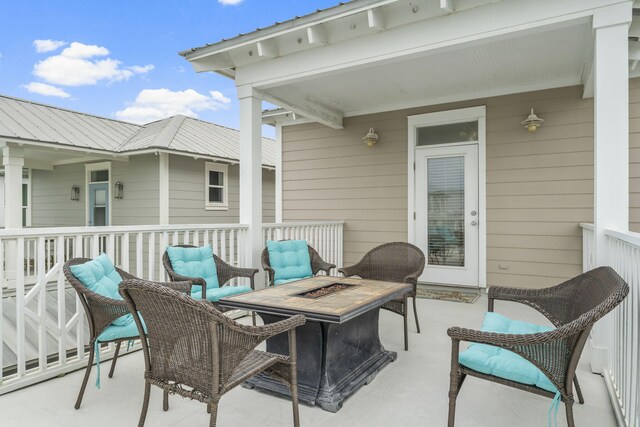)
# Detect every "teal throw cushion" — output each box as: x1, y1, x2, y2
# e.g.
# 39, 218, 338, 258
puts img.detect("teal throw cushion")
267, 240, 313, 284
166, 245, 219, 289
191, 285, 252, 302
69, 254, 131, 326
458, 312, 558, 393
98, 317, 147, 342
